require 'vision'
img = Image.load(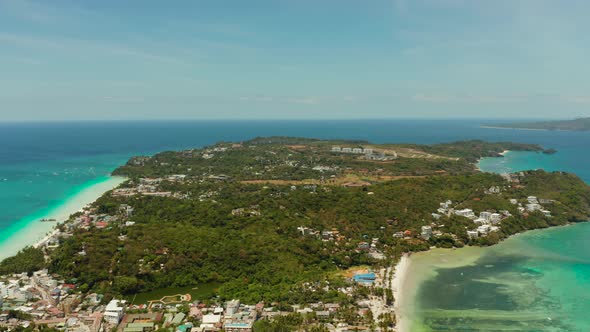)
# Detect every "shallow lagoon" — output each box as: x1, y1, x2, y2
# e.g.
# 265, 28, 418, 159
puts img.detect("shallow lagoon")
404, 151, 590, 331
